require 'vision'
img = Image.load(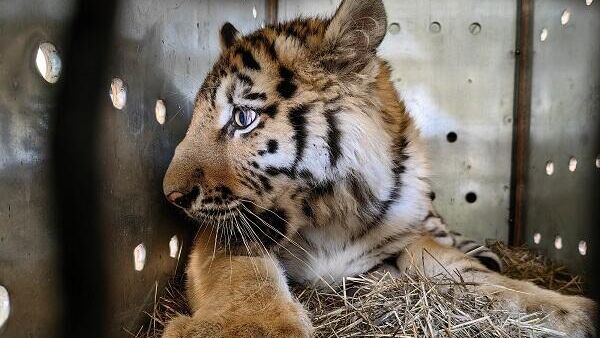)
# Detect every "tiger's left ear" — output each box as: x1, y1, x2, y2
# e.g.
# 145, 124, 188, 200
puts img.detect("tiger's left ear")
321, 0, 387, 74
220, 22, 240, 51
